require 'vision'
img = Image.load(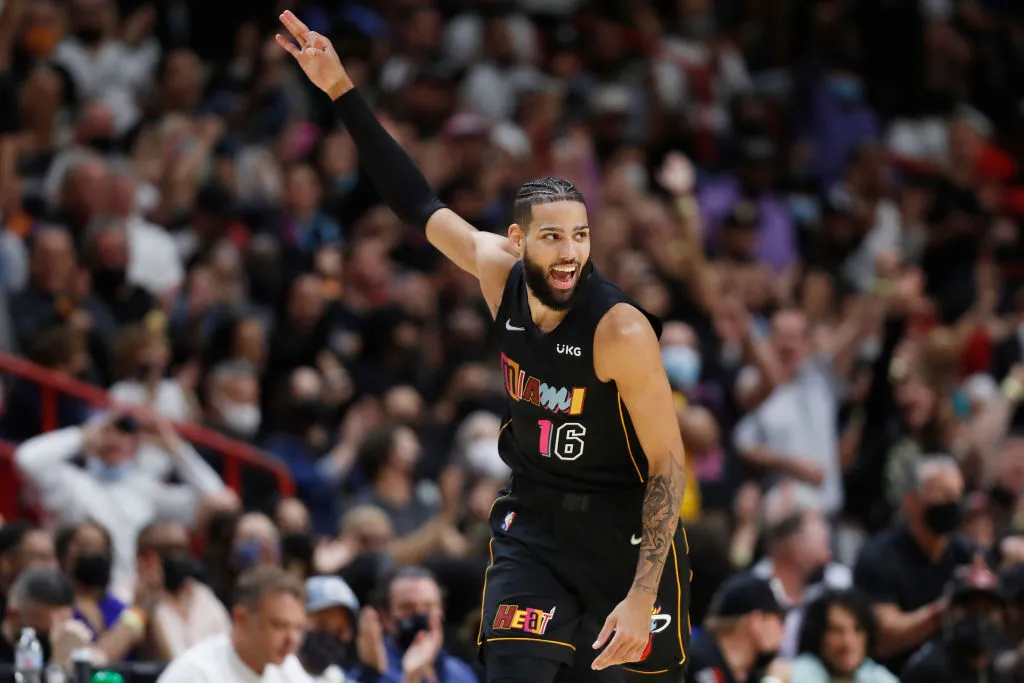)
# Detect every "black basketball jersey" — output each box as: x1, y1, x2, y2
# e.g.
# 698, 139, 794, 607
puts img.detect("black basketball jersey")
493, 261, 664, 493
